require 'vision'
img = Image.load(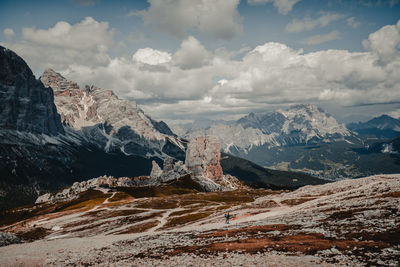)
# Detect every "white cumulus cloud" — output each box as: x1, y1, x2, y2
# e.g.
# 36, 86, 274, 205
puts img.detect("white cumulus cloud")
137, 0, 242, 40
1, 17, 114, 74
362, 20, 400, 65
172, 36, 211, 69
132, 48, 172, 65
2, 18, 400, 122
58, 21, 400, 121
